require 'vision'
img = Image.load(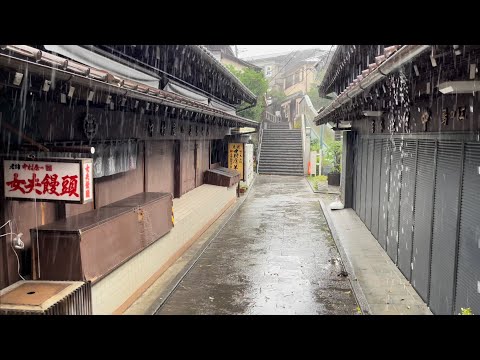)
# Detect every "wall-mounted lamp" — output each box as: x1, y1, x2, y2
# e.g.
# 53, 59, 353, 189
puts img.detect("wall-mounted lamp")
106, 95, 112, 104
68, 86, 75, 98
42, 80, 51, 92
87, 90, 95, 101
438, 81, 480, 94
363, 110, 383, 117
13, 72, 24, 86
